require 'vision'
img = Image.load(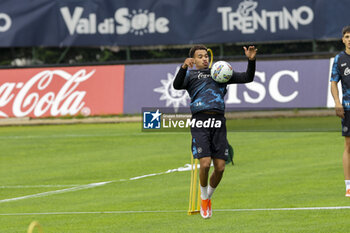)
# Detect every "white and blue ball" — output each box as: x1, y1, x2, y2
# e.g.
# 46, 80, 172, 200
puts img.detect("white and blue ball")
210, 61, 233, 83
